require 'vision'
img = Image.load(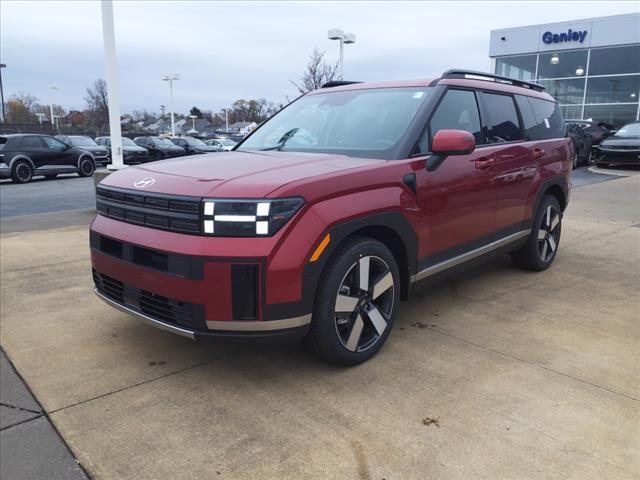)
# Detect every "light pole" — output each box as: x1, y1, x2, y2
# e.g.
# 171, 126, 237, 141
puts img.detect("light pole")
101, 0, 125, 169
48, 84, 59, 126
224, 108, 229, 133
189, 114, 197, 132
328, 29, 356, 80
161, 73, 179, 136
0, 63, 6, 123
159, 104, 166, 134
